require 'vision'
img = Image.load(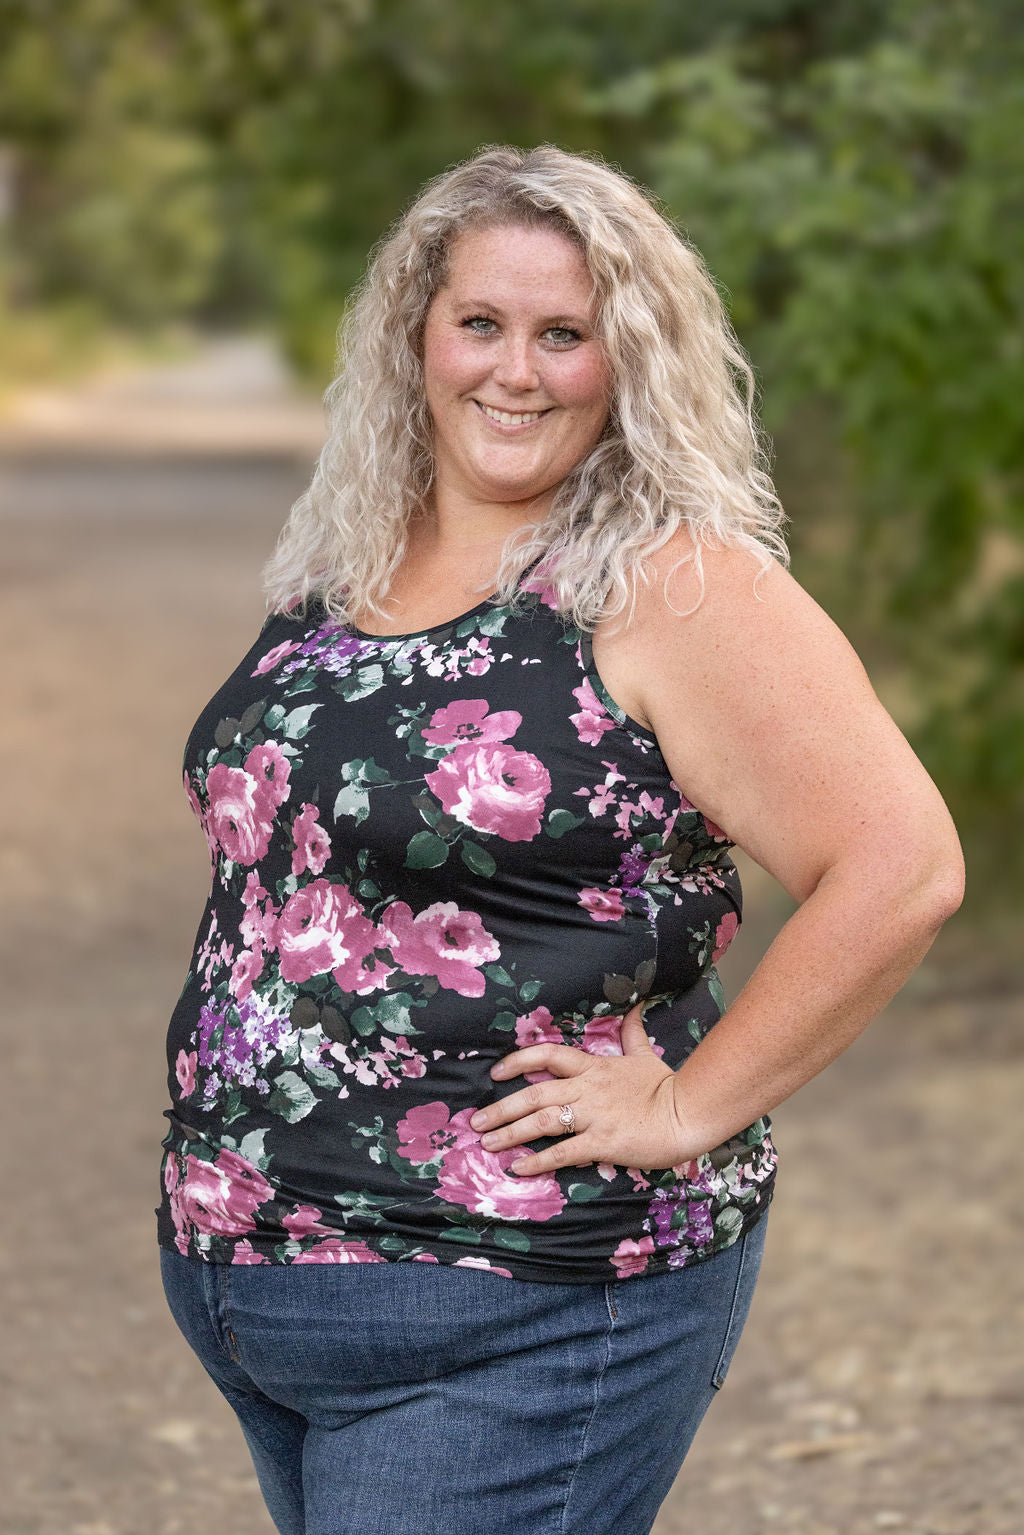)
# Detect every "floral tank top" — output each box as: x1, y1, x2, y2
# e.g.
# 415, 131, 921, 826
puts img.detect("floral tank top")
156, 554, 777, 1281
